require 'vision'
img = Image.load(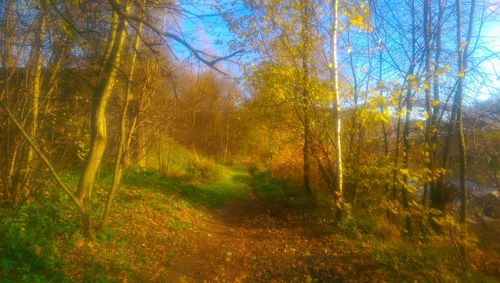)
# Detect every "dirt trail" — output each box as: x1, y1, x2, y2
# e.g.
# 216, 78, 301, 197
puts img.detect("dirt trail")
167, 180, 284, 281
164, 176, 380, 282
